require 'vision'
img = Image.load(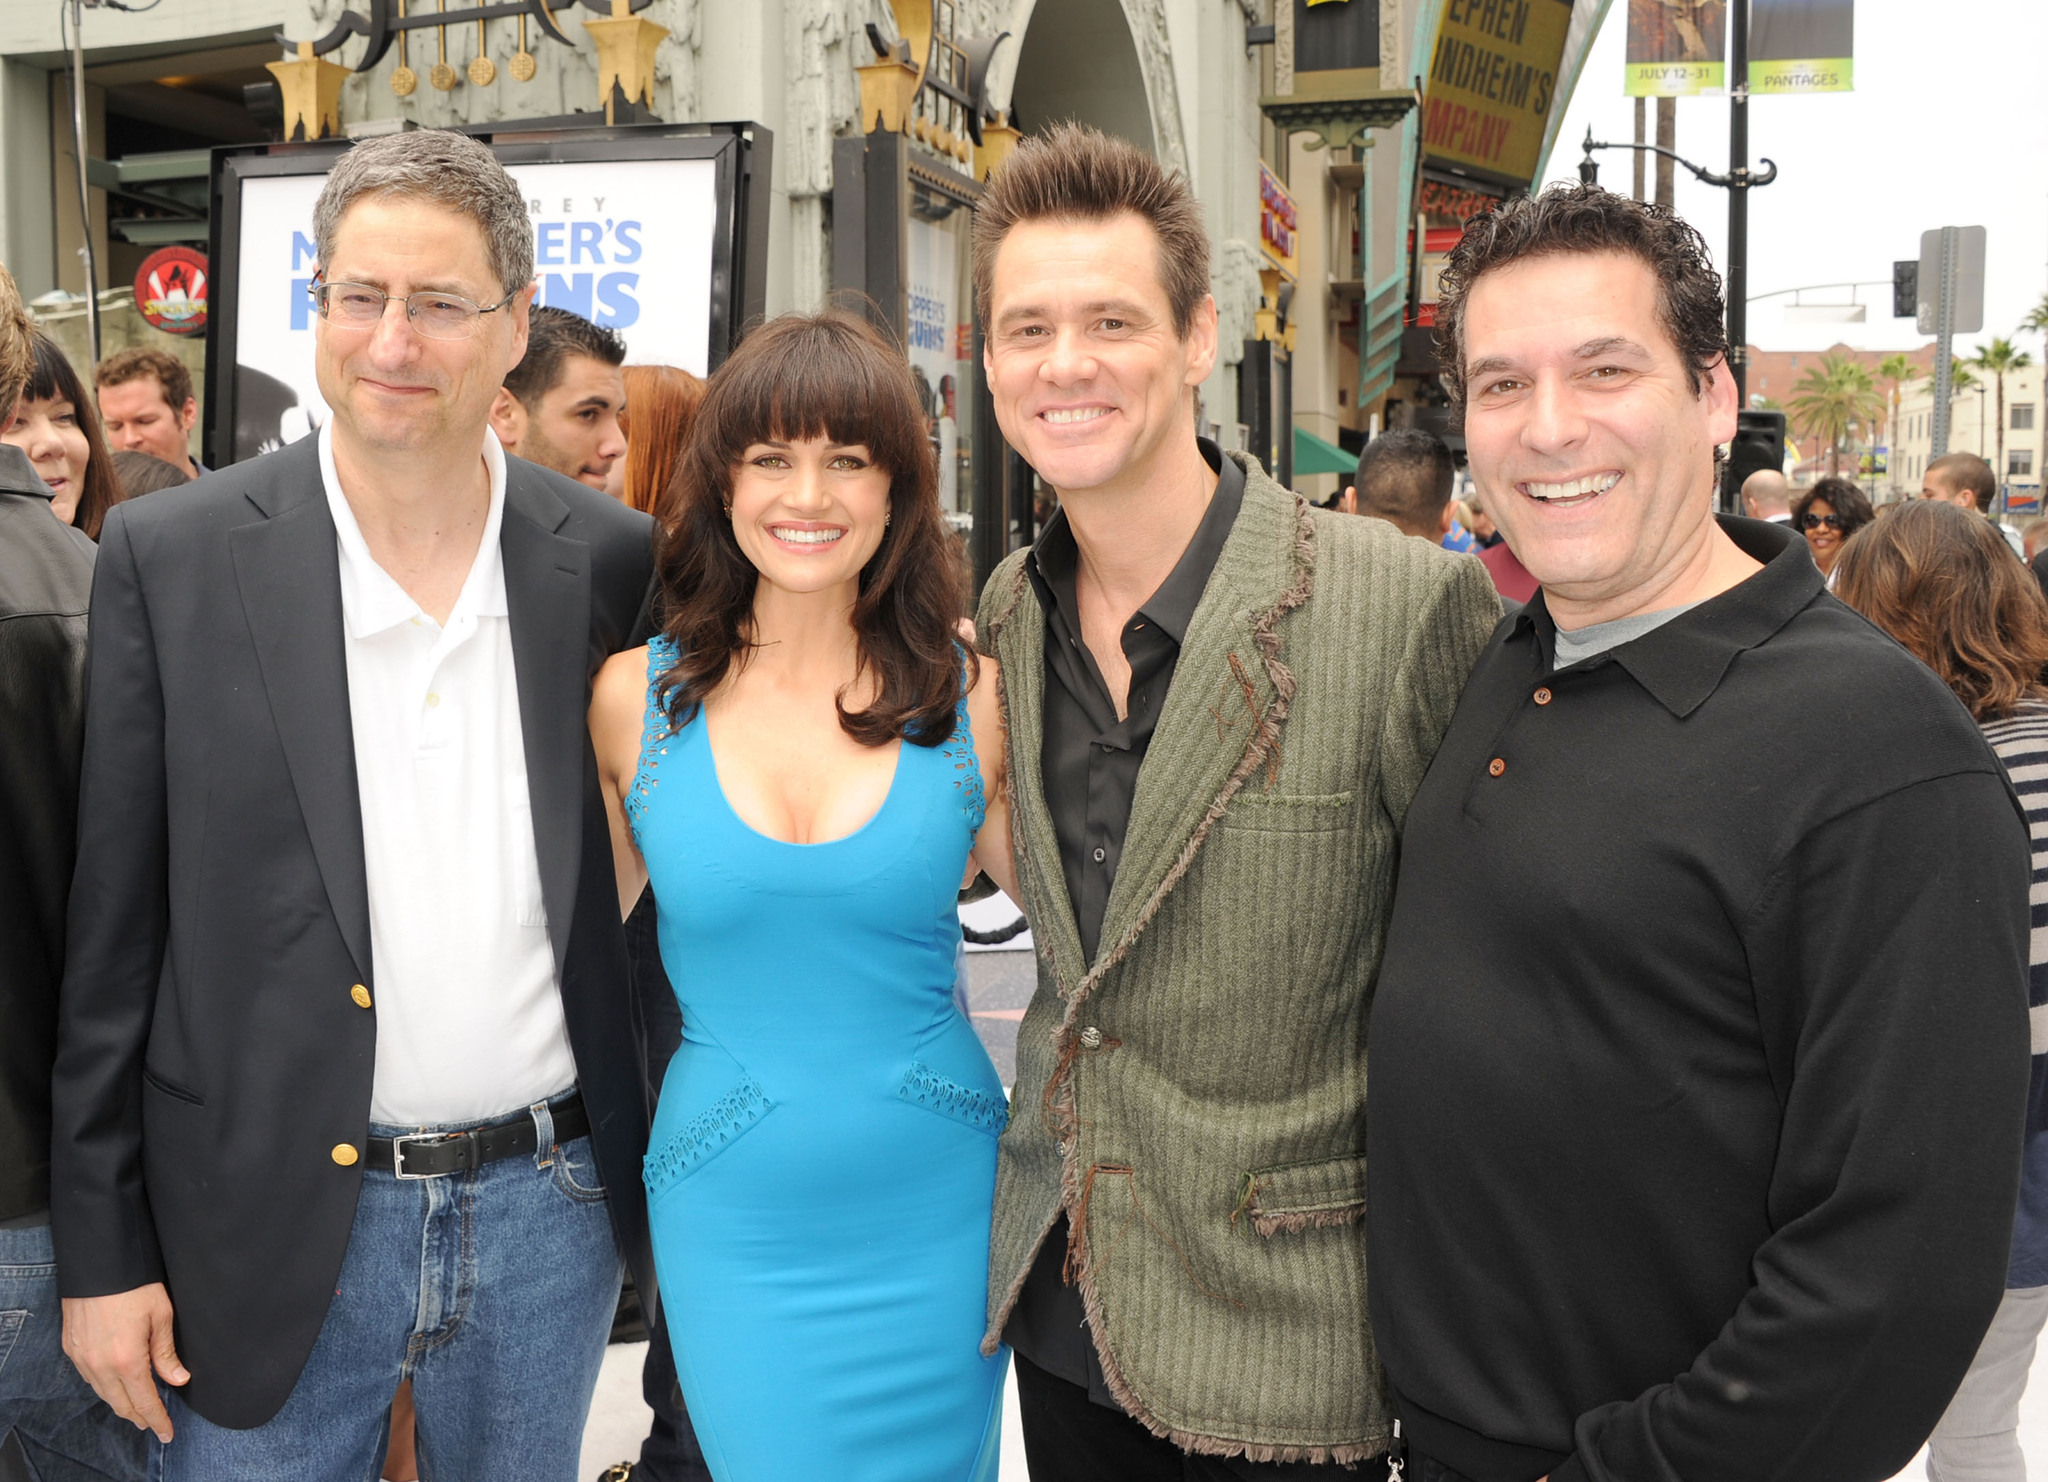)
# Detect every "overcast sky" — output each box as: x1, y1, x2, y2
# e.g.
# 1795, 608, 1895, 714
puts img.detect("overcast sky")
1536, 1, 2047, 357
